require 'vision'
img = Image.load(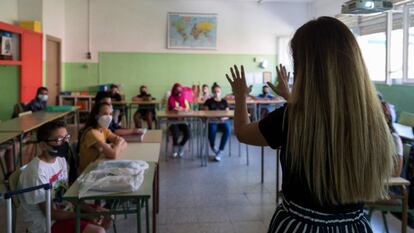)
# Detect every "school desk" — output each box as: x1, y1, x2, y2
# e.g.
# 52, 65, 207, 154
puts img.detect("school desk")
393, 123, 414, 141
112, 100, 161, 128
63, 162, 156, 233
0, 107, 79, 166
